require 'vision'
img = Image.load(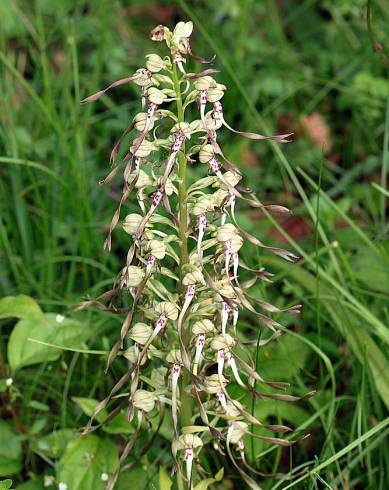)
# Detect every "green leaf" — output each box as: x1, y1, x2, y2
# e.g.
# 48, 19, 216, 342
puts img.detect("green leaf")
57, 435, 119, 490
159, 466, 172, 490
194, 468, 224, 490
15, 478, 44, 489
259, 334, 310, 380
0, 421, 23, 476
353, 242, 389, 291
7, 314, 91, 371
0, 480, 13, 490
0, 295, 43, 320
28, 400, 49, 412
32, 429, 76, 459
72, 397, 135, 434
